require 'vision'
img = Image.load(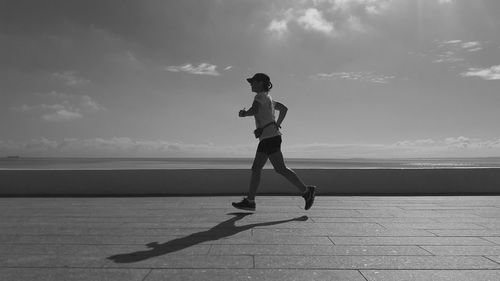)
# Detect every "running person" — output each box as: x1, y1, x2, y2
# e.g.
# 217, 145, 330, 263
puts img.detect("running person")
232, 73, 316, 211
